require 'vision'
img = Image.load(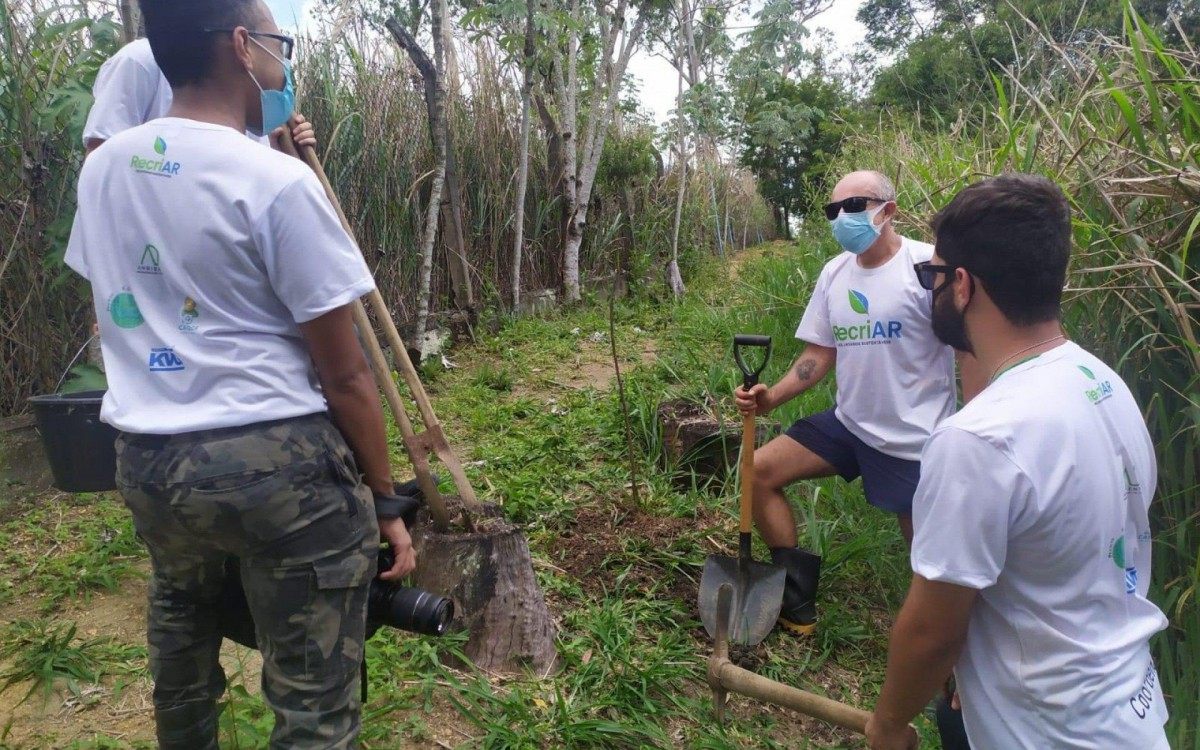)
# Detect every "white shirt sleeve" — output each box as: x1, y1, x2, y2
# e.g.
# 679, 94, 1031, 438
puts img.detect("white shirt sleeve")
795, 266, 835, 346
82, 47, 164, 143
255, 174, 376, 323
911, 427, 1030, 589
64, 162, 98, 278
